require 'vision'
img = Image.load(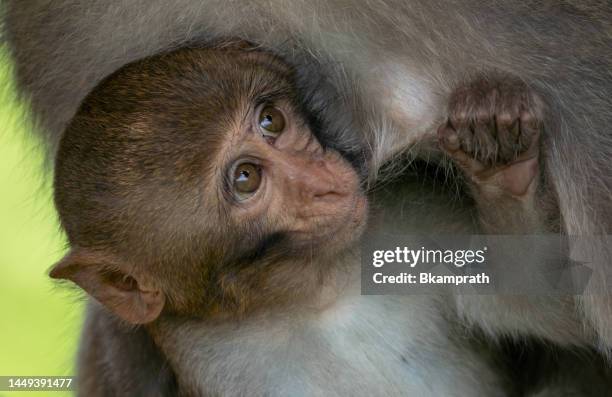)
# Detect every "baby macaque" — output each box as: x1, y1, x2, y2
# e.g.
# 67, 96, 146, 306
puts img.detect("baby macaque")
49, 44, 506, 396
